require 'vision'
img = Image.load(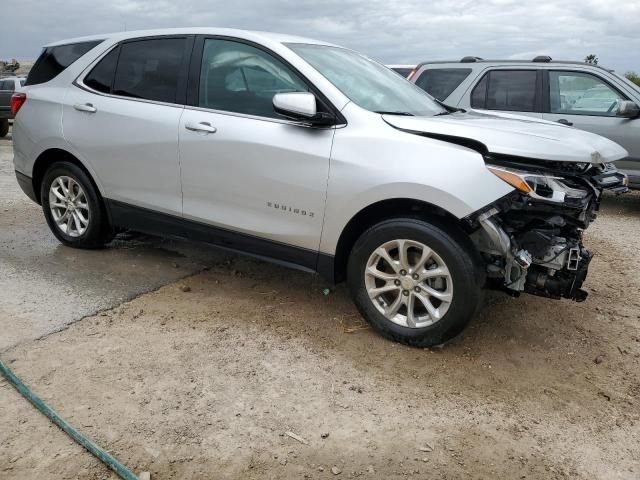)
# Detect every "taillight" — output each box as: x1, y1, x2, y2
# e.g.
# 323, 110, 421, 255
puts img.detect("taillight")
10, 92, 27, 116
406, 68, 418, 81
